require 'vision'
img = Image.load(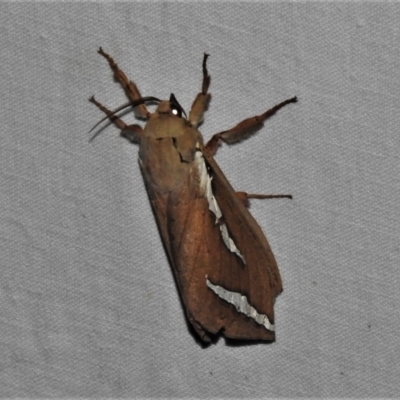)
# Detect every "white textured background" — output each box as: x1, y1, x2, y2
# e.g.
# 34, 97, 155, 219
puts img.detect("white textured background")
1, 1, 400, 398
